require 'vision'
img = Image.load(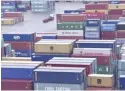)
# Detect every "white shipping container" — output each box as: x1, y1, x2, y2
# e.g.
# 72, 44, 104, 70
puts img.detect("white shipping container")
73, 48, 112, 56
57, 30, 84, 36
